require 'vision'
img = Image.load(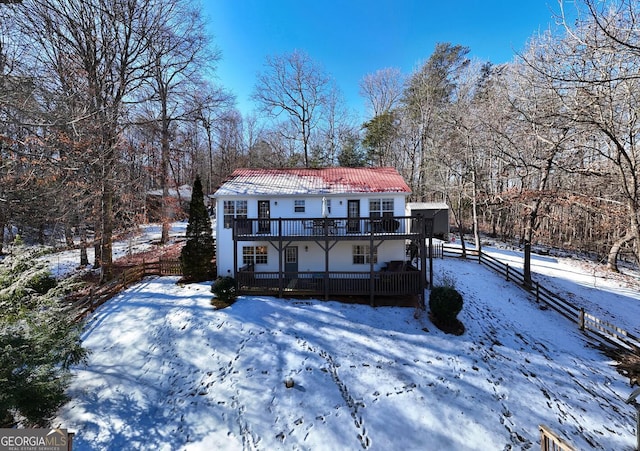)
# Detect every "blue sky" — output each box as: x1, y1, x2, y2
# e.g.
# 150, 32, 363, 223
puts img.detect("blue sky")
203, 1, 562, 120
